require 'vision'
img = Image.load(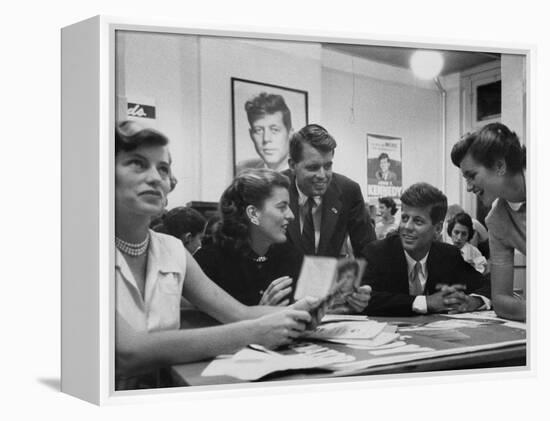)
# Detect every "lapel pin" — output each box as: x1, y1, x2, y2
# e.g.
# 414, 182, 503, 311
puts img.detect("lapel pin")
331, 207, 338, 214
